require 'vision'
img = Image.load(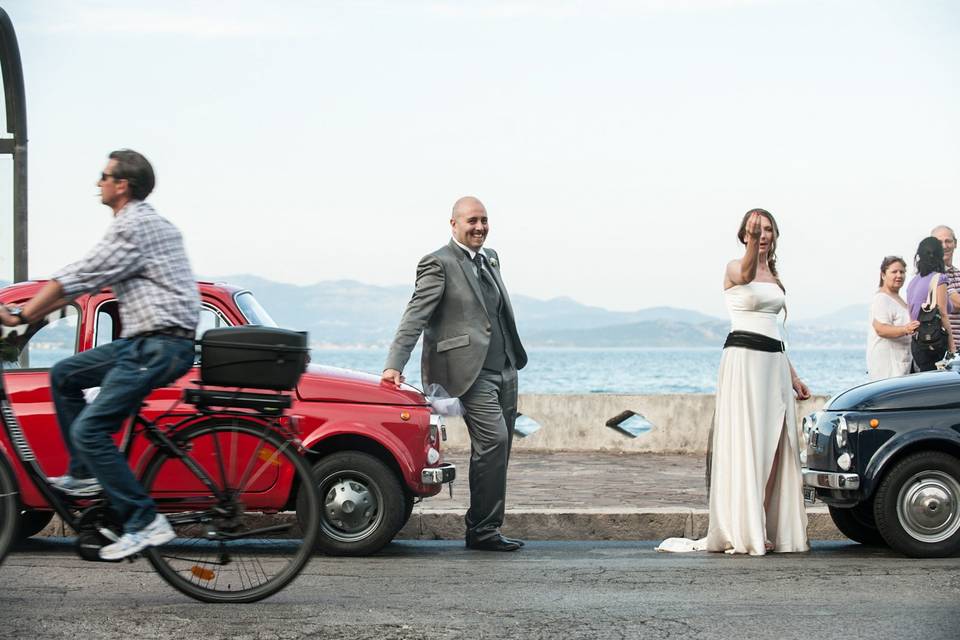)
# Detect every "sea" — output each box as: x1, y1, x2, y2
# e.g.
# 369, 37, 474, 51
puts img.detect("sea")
310, 347, 869, 398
